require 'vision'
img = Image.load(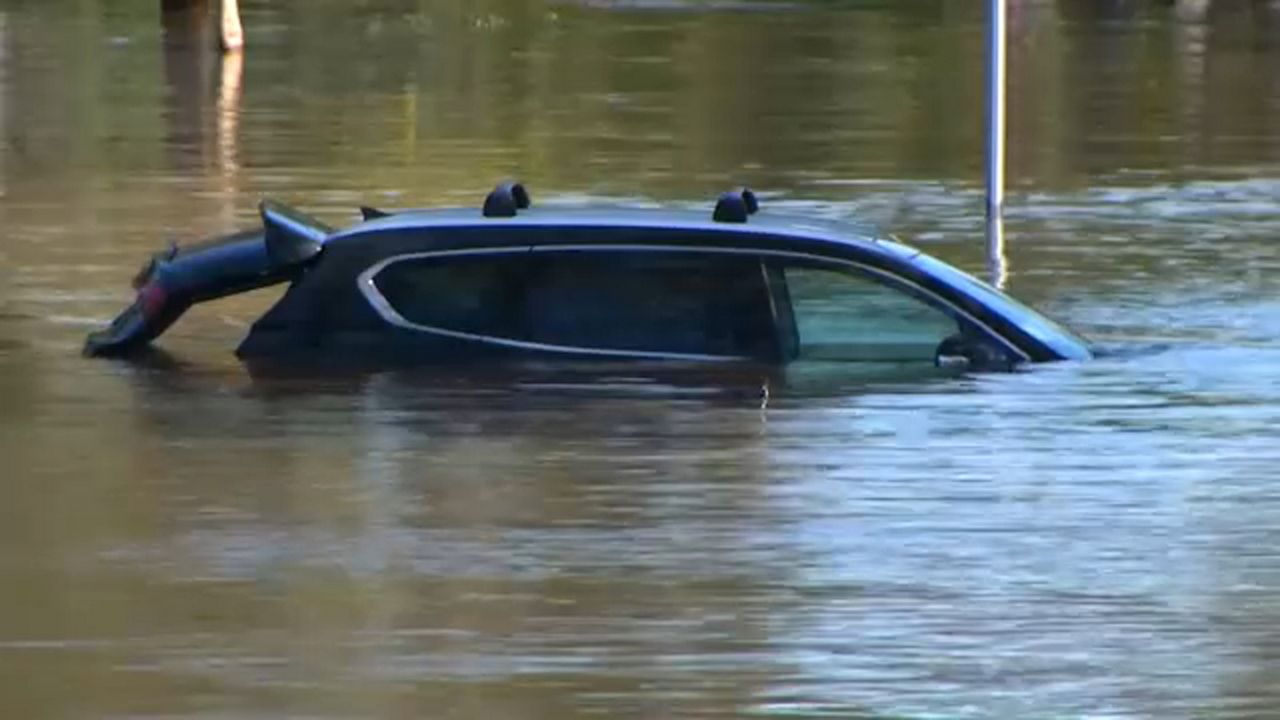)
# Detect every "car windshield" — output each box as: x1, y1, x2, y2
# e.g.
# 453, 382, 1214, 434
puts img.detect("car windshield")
904, 248, 1091, 355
